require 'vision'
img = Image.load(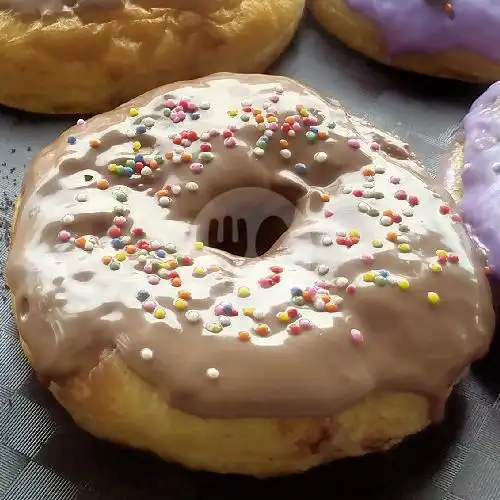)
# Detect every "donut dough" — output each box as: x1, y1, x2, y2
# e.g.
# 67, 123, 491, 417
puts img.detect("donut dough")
0, 0, 304, 114
309, 0, 500, 82
7, 73, 493, 476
